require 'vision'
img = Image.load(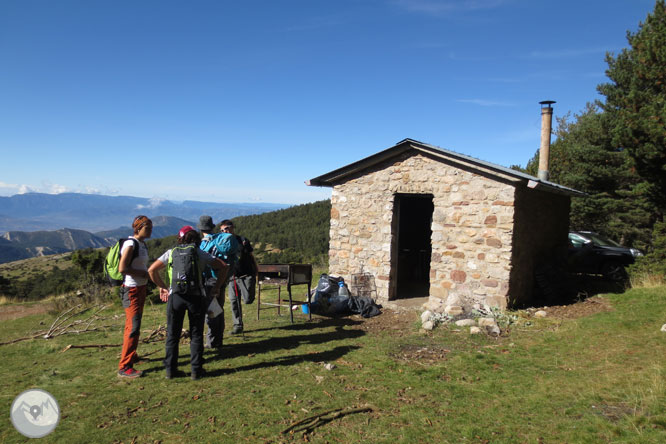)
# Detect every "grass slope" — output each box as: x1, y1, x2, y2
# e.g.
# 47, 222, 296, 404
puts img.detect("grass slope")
1, 286, 665, 443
